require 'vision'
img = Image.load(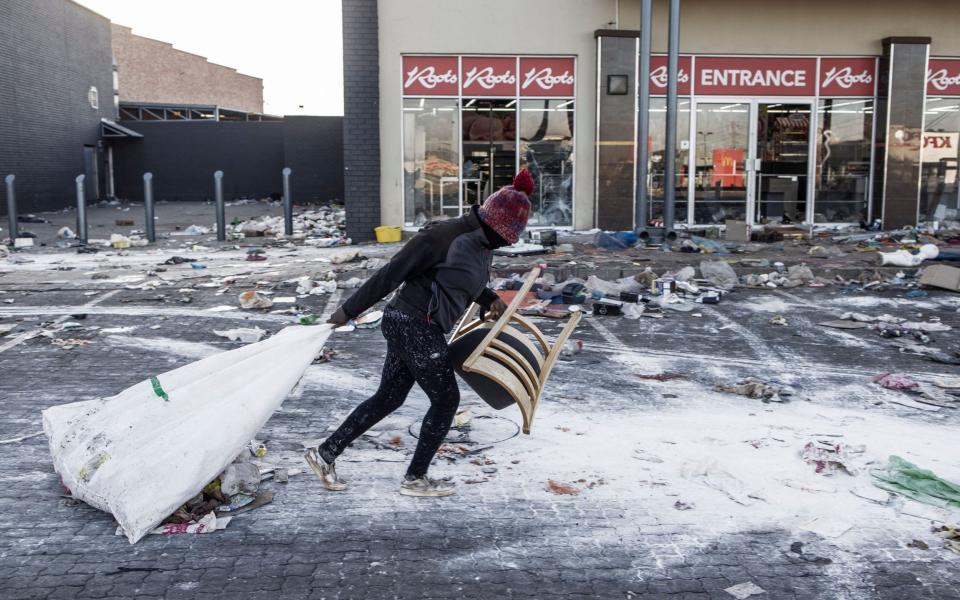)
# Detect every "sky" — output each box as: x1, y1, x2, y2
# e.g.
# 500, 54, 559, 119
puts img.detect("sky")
75, 0, 344, 116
